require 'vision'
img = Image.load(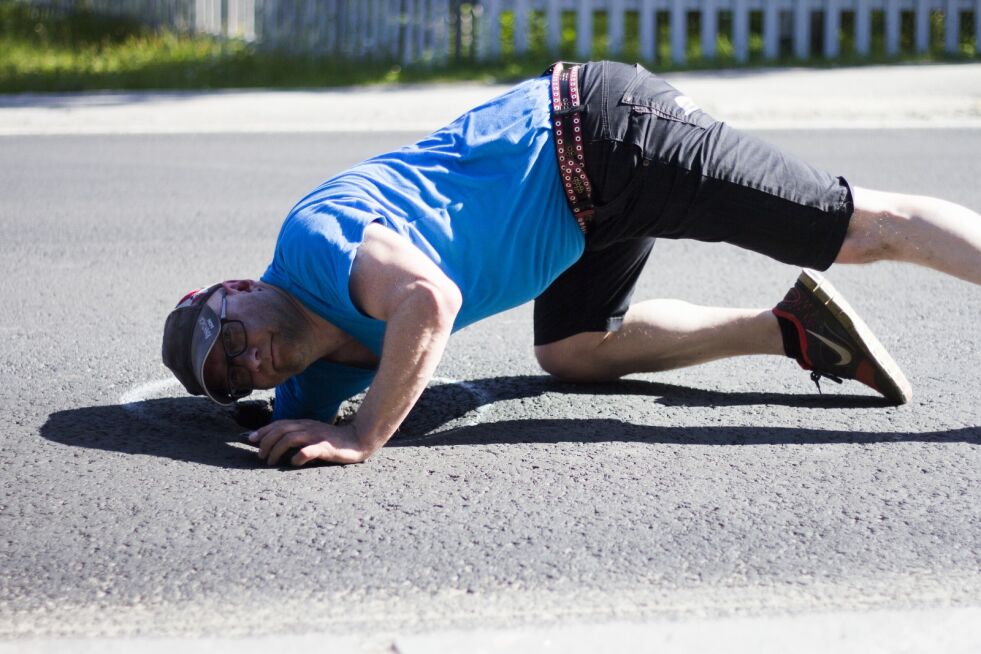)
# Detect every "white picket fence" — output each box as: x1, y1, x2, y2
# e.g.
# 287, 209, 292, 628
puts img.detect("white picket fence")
34, 0, 981, 65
